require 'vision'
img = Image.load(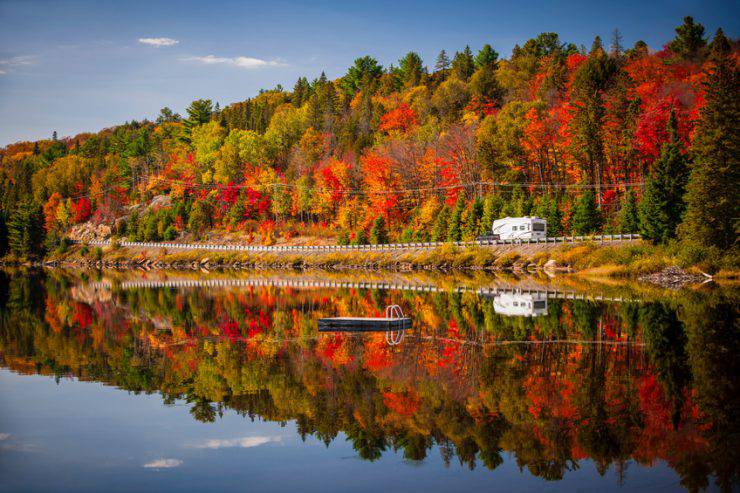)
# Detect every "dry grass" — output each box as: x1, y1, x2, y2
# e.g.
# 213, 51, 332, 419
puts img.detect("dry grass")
47, 238, 739, 280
